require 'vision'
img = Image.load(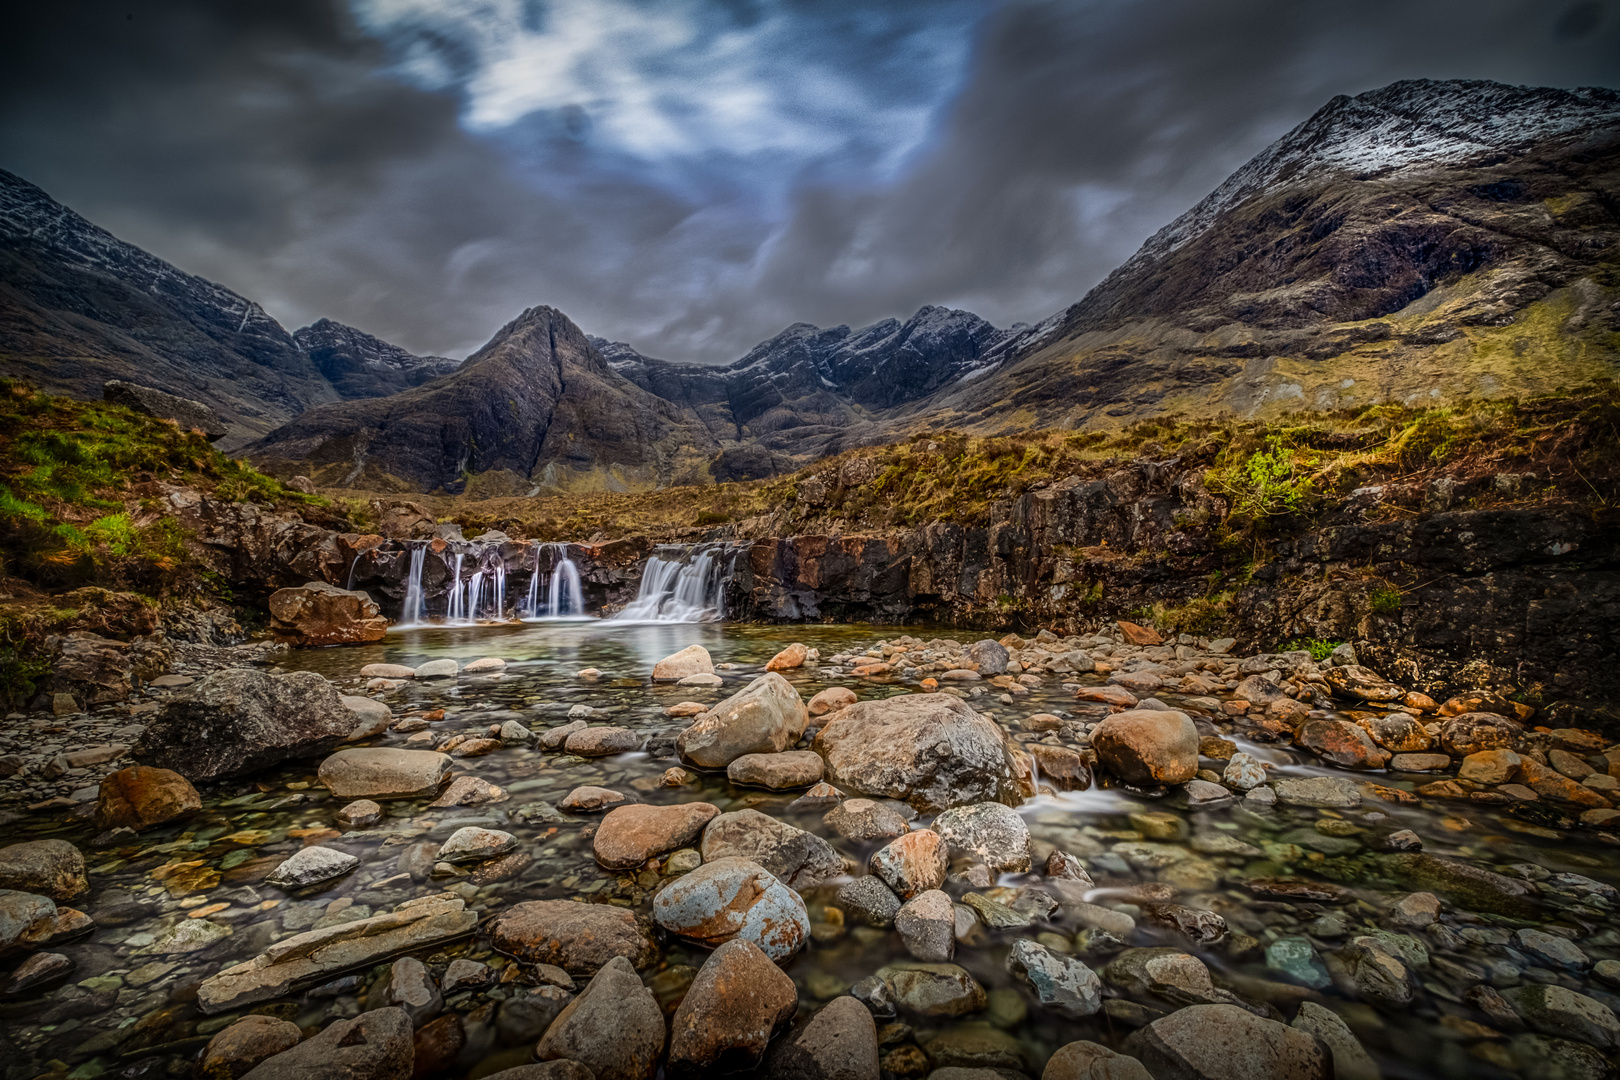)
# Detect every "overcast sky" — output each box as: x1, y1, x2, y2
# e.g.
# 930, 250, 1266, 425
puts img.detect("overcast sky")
5, 0, 1618, 362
